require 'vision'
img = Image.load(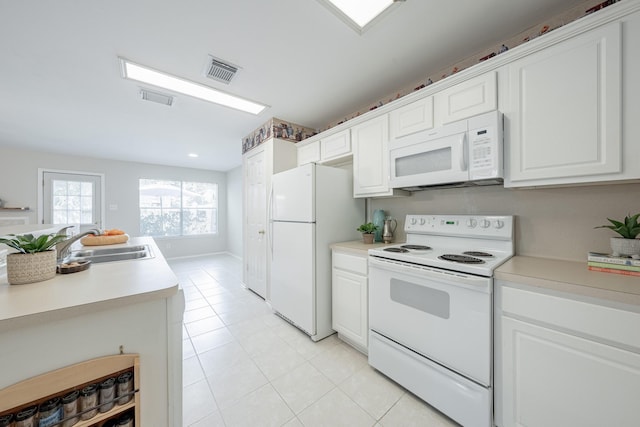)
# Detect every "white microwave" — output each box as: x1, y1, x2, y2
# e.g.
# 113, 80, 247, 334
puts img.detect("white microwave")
389, 110, 503, 190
